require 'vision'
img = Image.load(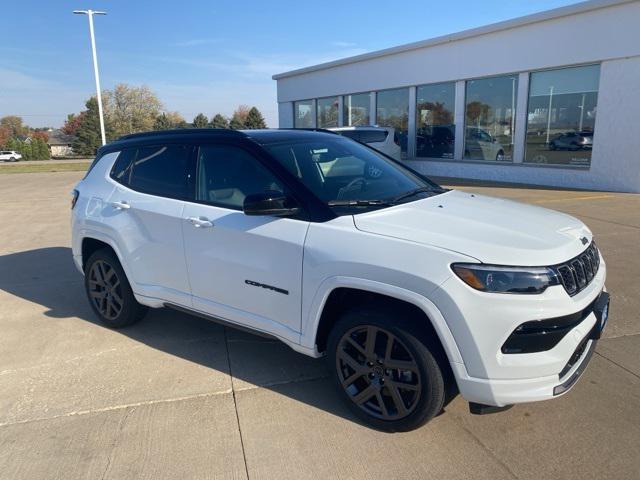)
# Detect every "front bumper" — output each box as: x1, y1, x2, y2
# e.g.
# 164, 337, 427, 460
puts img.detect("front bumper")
452, 290, 608, 407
